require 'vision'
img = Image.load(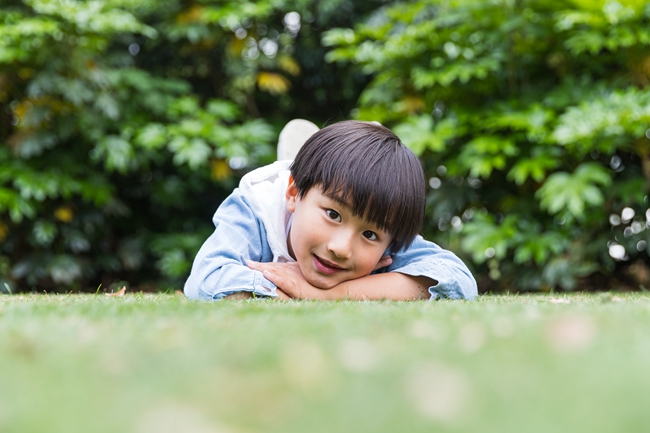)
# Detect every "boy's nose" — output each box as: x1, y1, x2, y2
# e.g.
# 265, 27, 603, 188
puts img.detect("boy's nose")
327, 230, 353, 260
